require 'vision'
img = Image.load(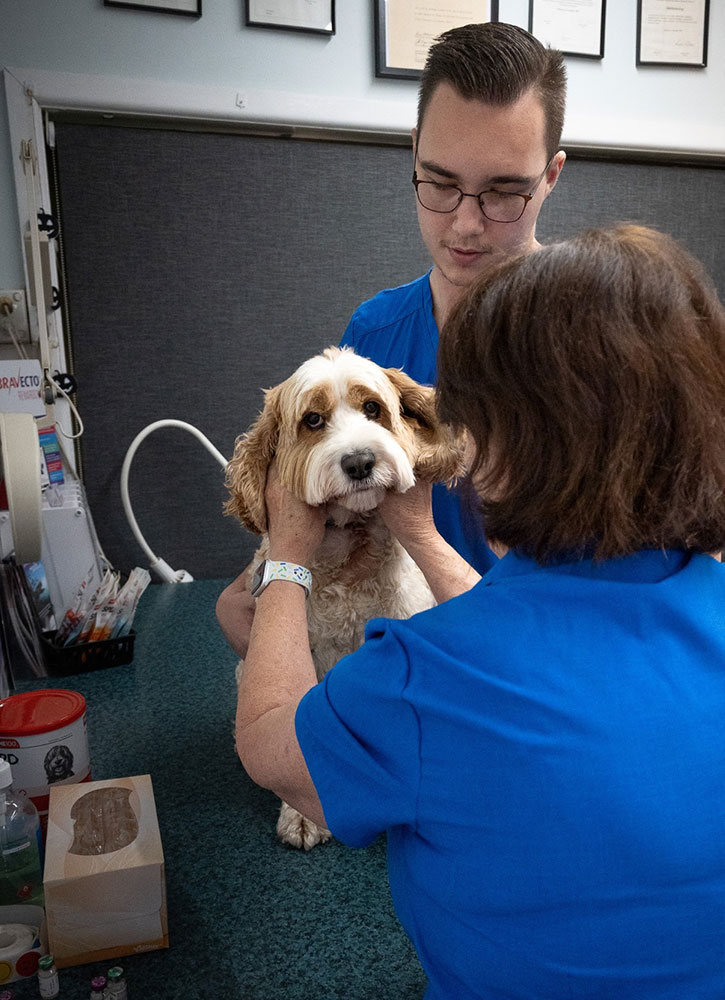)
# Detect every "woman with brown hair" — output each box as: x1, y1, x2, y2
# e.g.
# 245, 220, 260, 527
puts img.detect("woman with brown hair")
235, 224, 725, 999
438, 223, 725, 561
